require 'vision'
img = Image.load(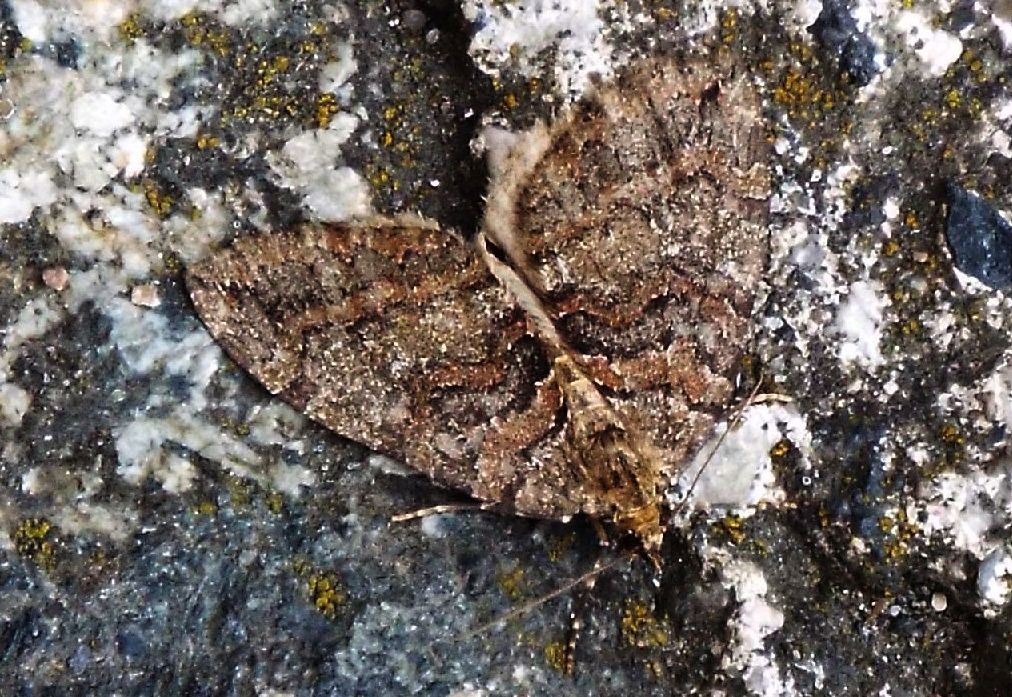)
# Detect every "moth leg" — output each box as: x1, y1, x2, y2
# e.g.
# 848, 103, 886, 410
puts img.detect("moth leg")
558, 555, 609, 676
390, 502, 495, 524
590, 517, 612, 549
